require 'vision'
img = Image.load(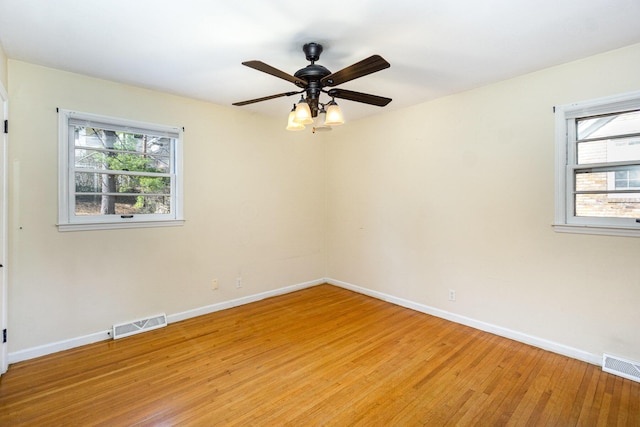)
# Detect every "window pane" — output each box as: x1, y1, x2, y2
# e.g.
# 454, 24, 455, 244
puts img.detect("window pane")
577, 136, 640, 164
576, 167, 640, 191
575, 194, 640, 218
74, 127, 172, 173
75, 195, 171, 215
75, 172, 170, 195
575, 171, 609, 192
577, 110, 640, 140
575, 168, 640, 218
74, 149, 170, 173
